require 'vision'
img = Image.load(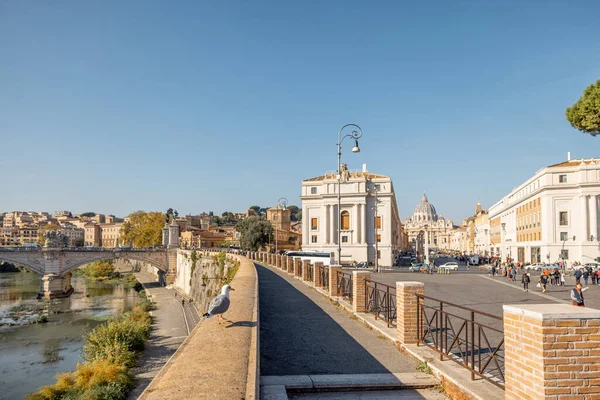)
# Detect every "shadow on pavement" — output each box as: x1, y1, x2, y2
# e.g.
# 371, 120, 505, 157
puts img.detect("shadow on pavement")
257, 264, 395, 376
